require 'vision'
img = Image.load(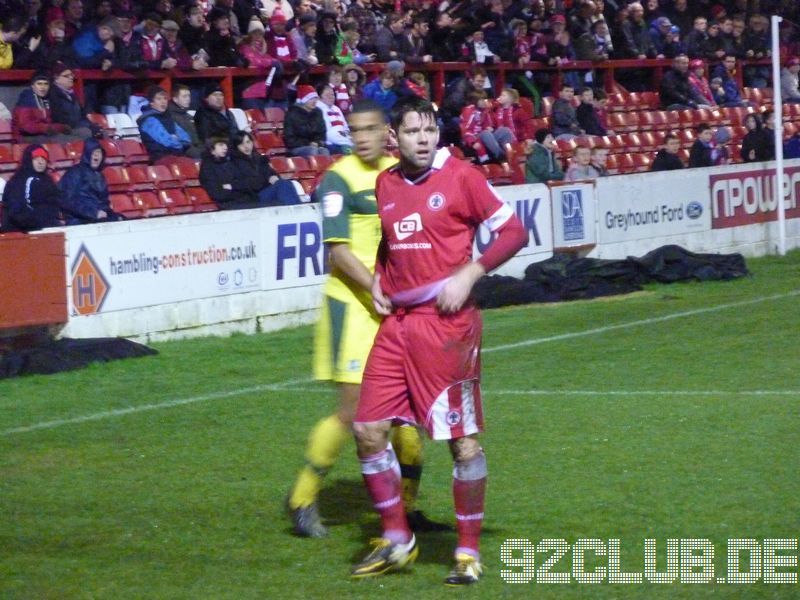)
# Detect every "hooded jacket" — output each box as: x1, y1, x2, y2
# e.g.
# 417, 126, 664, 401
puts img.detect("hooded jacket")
138, 106, 192, 162
1, 144, 64, 232
58, 138, 120, 225
229, 146, 279, 195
